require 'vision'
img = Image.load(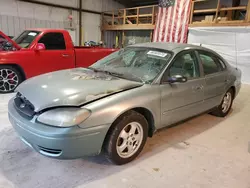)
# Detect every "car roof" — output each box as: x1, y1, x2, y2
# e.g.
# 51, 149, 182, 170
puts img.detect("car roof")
131, 42, 229, 66
25, 28, 67, 32
131, 42, 212, 53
